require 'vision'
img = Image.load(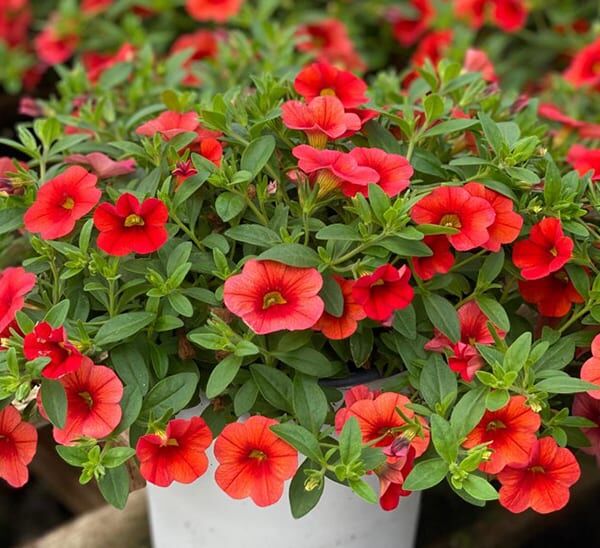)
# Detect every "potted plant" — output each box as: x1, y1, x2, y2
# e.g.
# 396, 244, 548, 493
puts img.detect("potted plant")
1, 2, 600, 548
